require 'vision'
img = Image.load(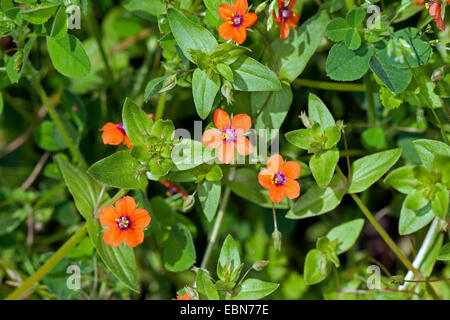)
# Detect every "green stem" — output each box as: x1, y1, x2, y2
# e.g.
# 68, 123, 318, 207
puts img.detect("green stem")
292, 79, 365, 92
200, 168, 235, 269
335, 166, 421, 278
86, 2, 123, 105
5, 224, 88, 300
155, 91, 167, 121
30, 77, 87, 170
364, 74, 376, 124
